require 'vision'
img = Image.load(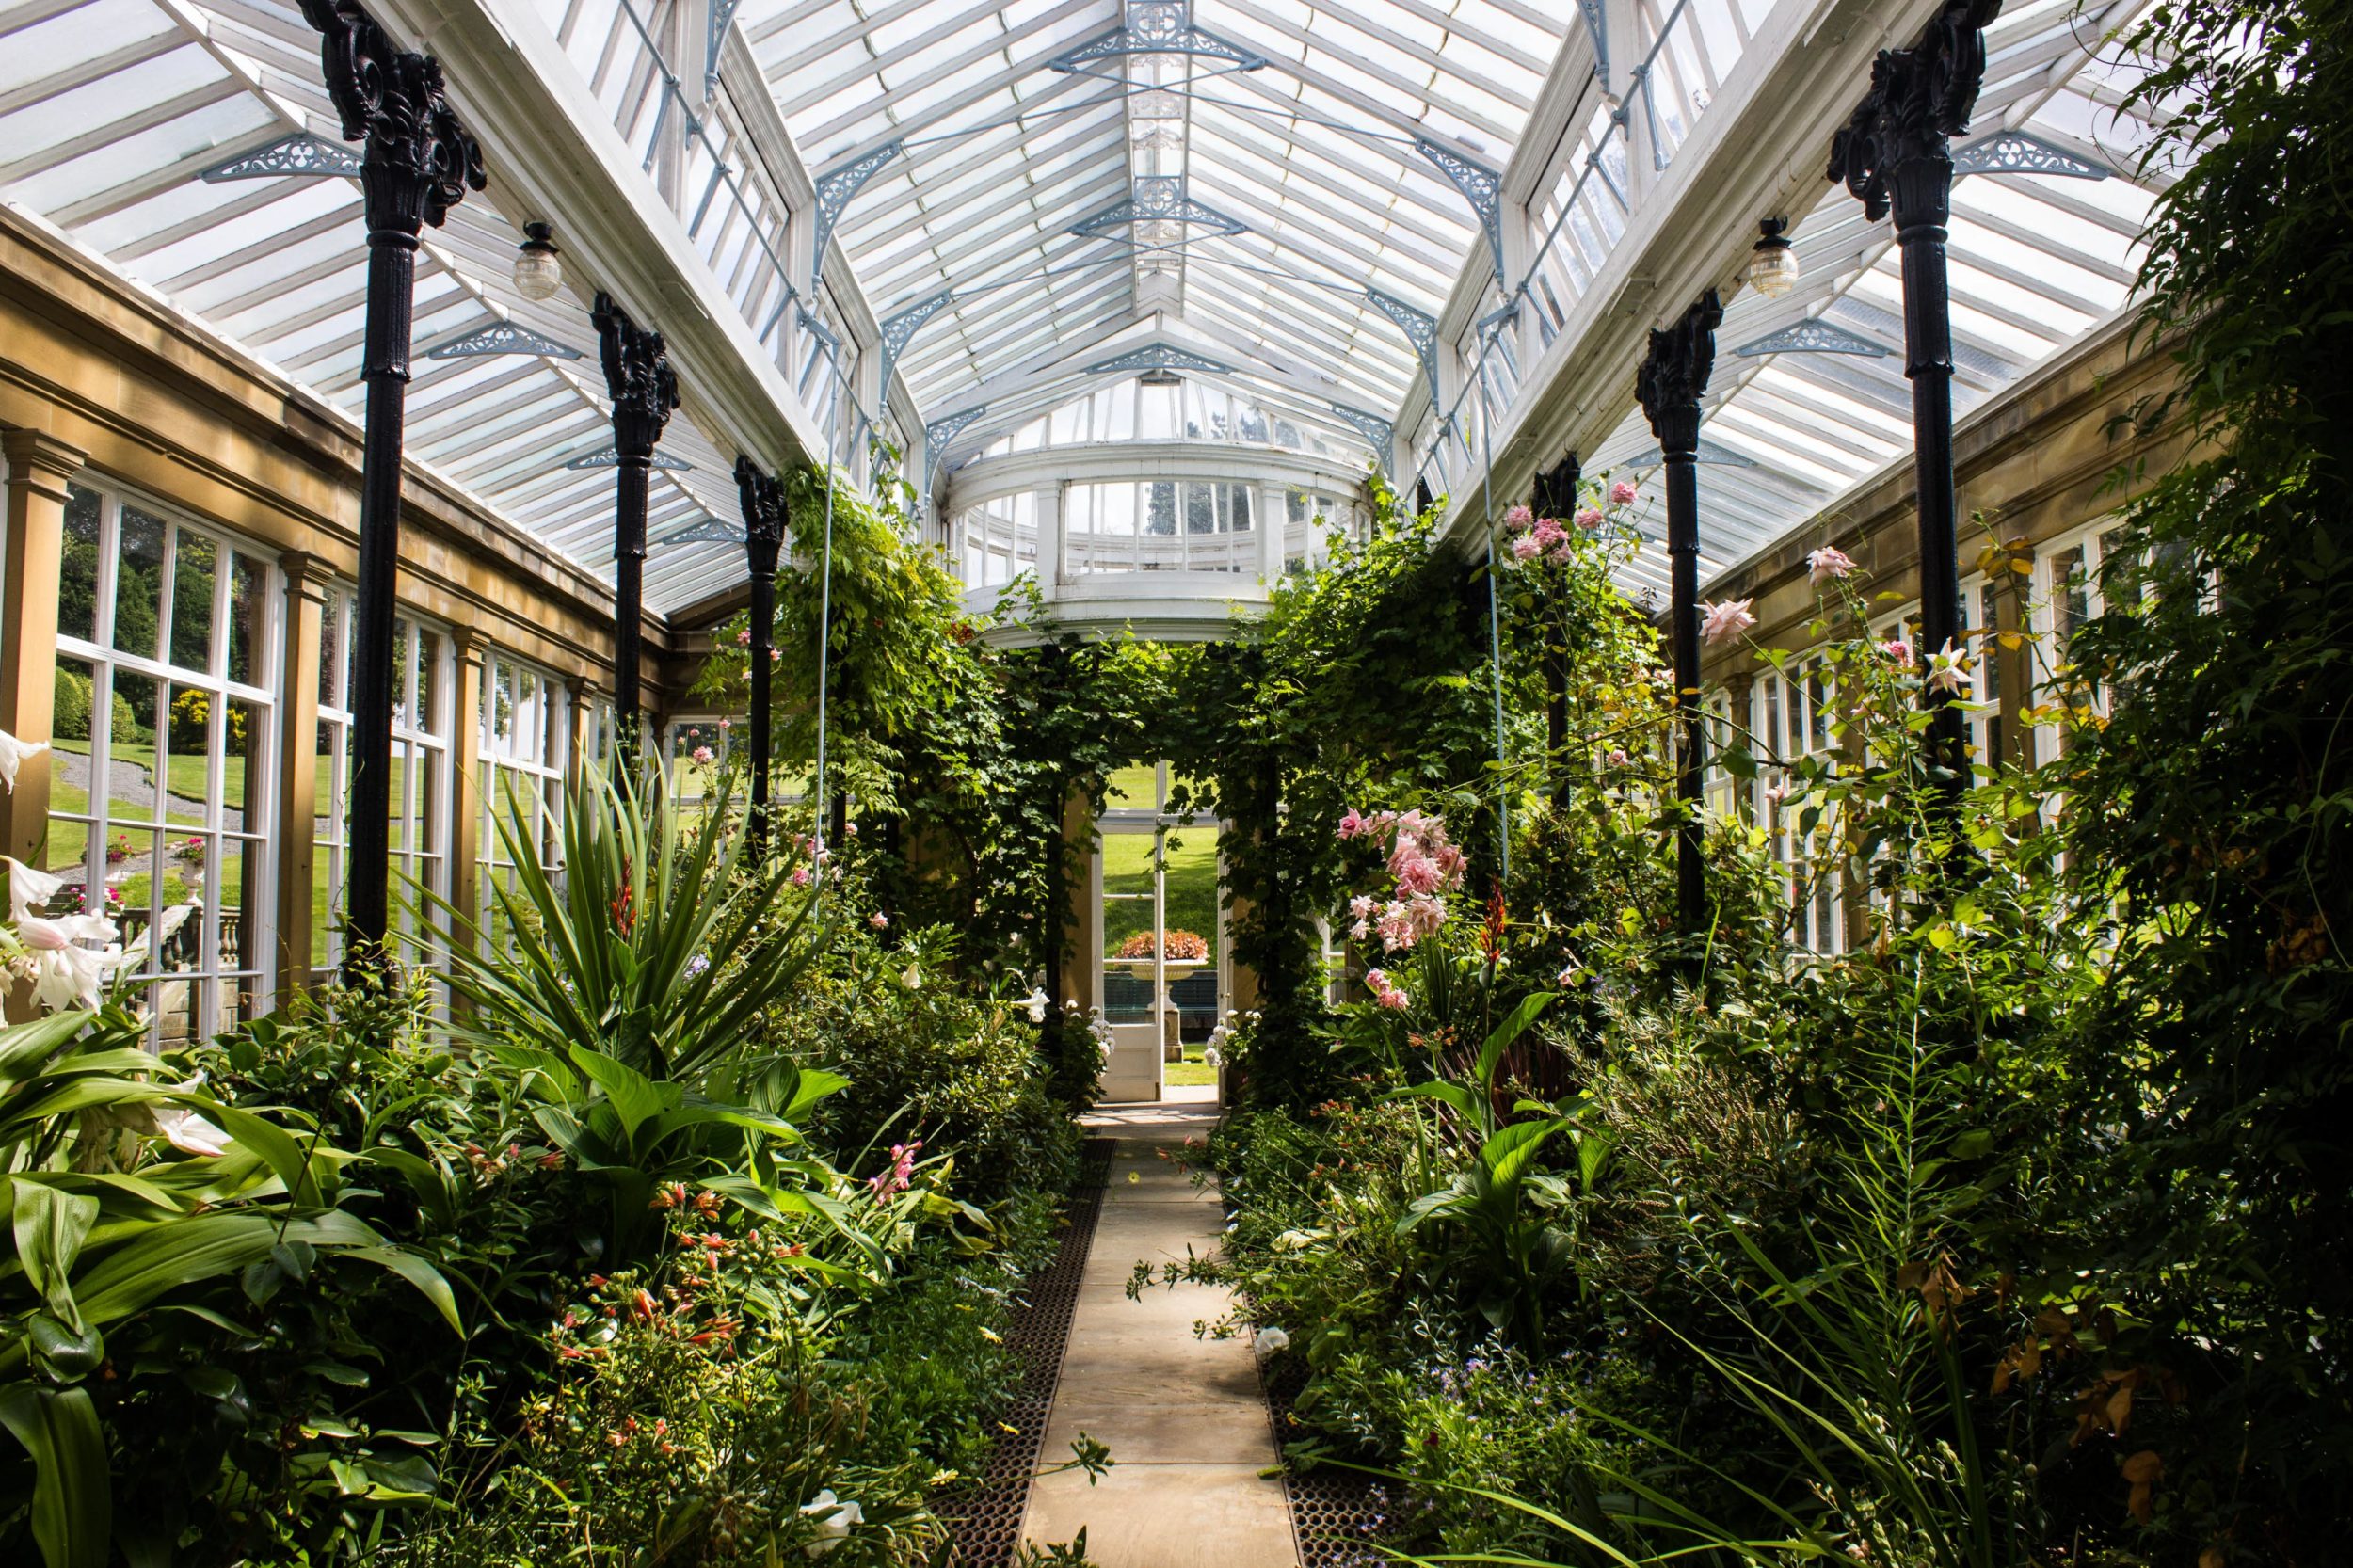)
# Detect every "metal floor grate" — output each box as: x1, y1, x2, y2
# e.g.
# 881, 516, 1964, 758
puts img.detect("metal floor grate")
938, 1138, 1114, 1566
1258, 1353, 1391, 1568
